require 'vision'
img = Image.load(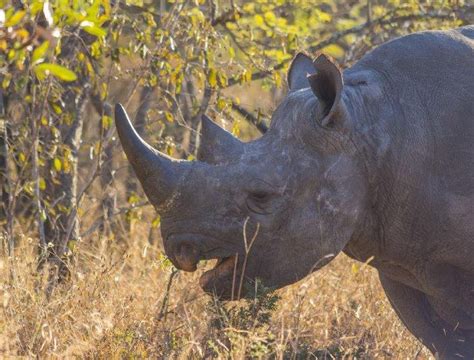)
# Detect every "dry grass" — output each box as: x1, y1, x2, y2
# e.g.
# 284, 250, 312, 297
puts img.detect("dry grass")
0, 225, 433, 359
